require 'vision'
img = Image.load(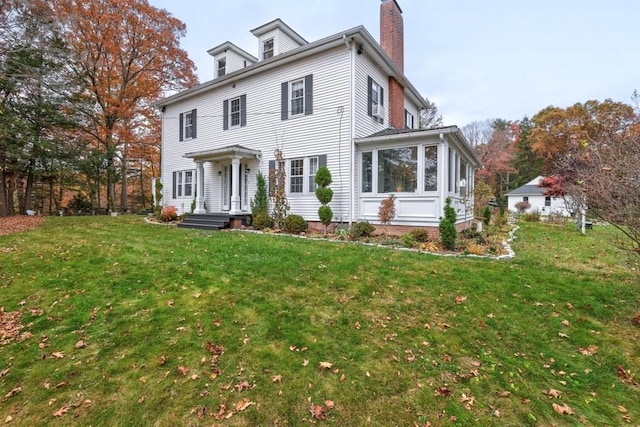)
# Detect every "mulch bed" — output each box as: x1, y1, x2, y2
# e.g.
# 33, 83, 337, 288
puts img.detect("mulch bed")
0, 215, 45, 236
